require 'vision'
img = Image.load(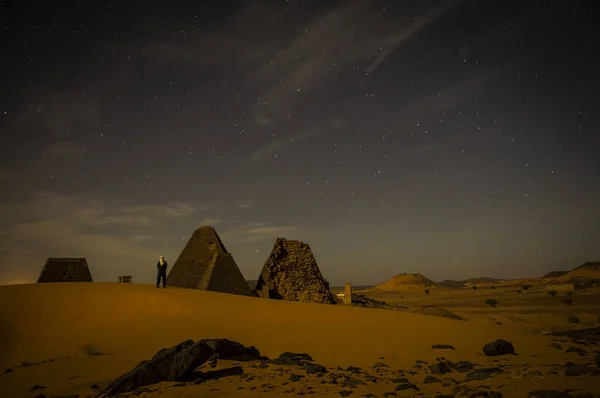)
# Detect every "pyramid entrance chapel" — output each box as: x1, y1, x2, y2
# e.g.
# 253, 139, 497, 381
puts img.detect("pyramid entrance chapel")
167, 226, 255, 296
37, 257, 94, 283
255, 238, 336, 304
